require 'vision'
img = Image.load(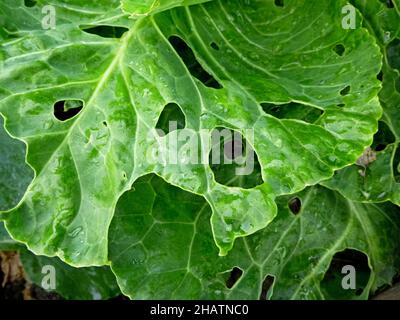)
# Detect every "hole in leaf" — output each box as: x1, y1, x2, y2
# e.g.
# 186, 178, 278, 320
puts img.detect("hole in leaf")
53, 100, 83, 122
209, 128, 263, 189
288, 197, 301, 215
261, 102, 323, 123
102, 121, 108, 127
374, 144, 387, 152
24, 0, 37, 7
333, 44, 345, 56
337, 103, 345, 108
155, 103, 186, 136
320, 249, 371, 299
226, 267, 243, 289
377, 71, 383, 81
169, 36, 222, 89
371, 121, 396, 152
259, 275, 275, 300
274, 0, 284, 7
387, 39, 400, 71
340, 85, 351, 96
210, 42, 220, 51
379, 0, 394, 8
80, 25, 129, 39
393, 146, 400, 183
